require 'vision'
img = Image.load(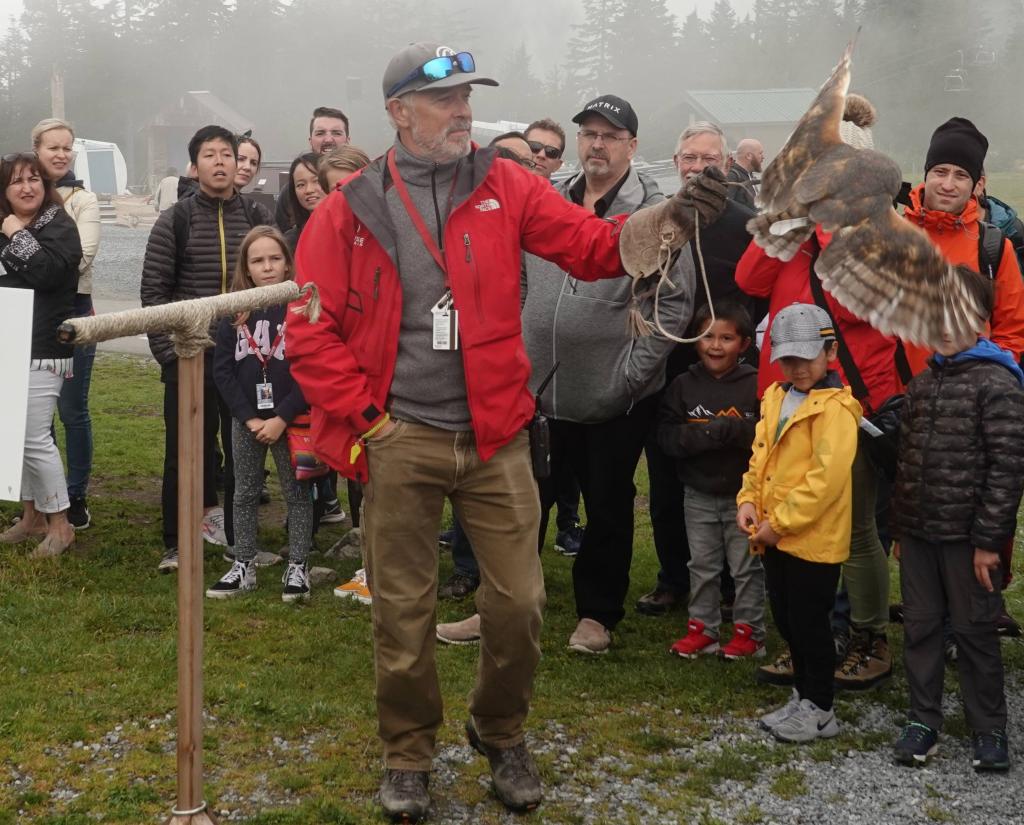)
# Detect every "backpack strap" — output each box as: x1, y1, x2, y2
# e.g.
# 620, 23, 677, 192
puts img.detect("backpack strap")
806, 238, 871, 403
978, 221, 1005, 280
172, 197, 194, 266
